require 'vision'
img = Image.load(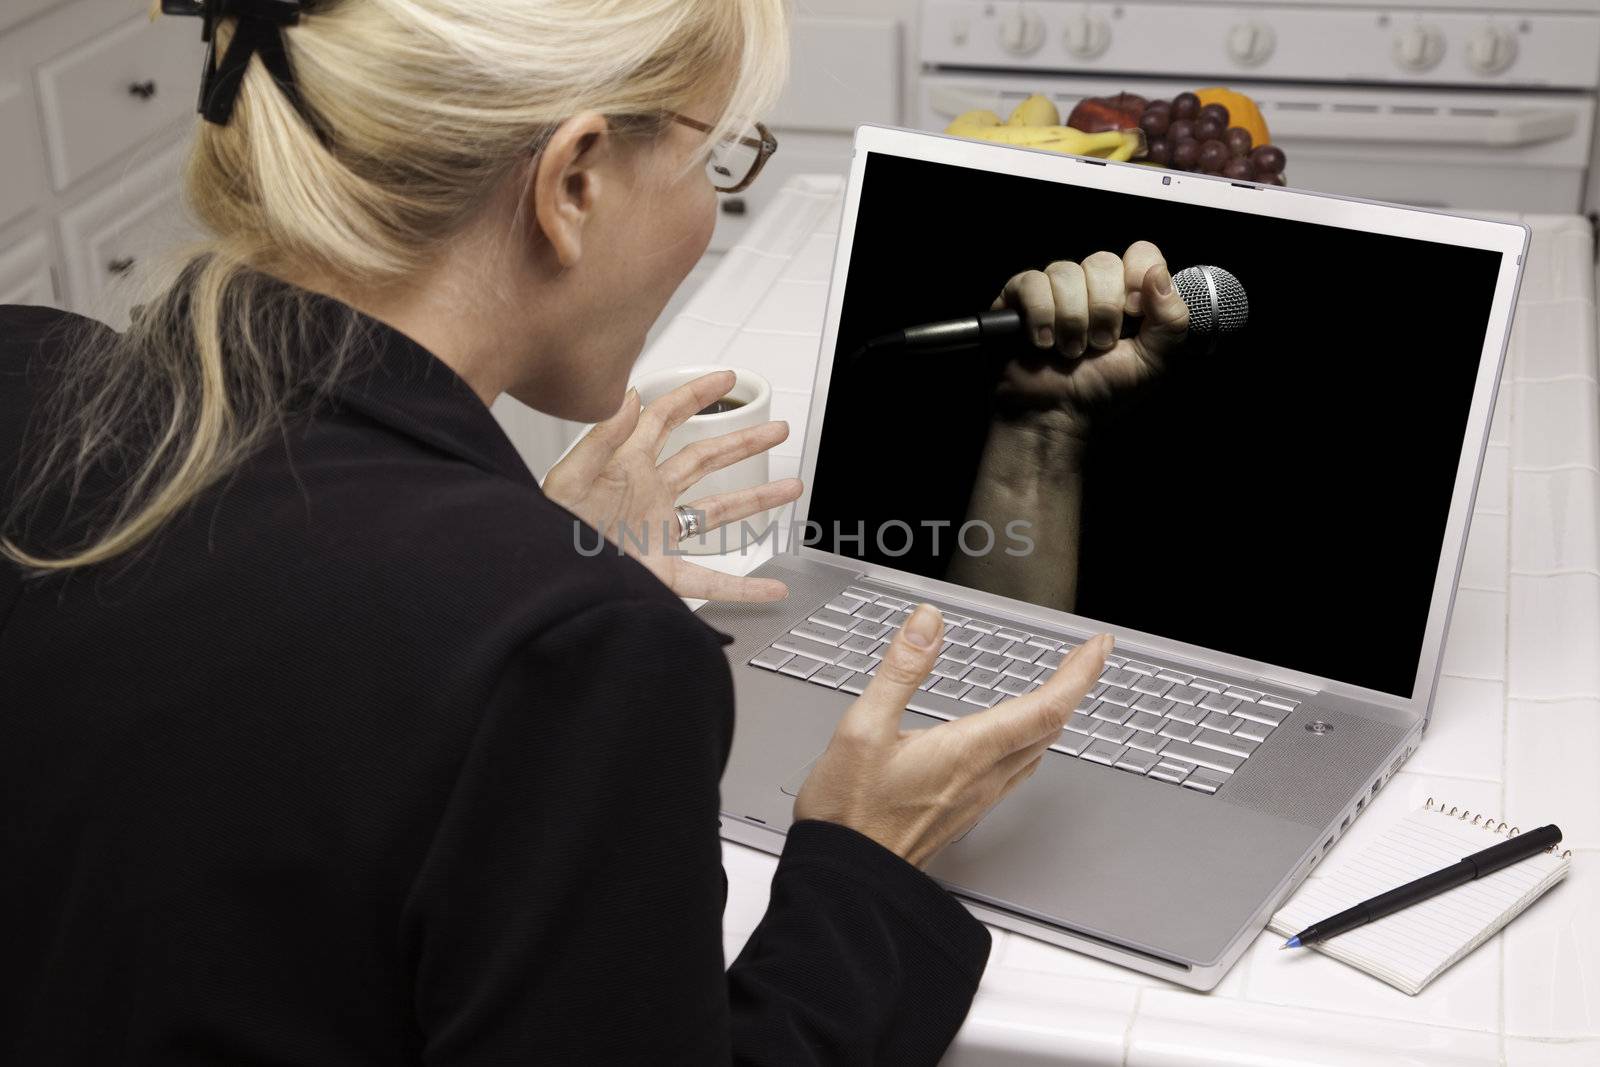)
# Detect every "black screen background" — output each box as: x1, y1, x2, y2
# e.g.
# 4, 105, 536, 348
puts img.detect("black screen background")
804, 153, 1504, 697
